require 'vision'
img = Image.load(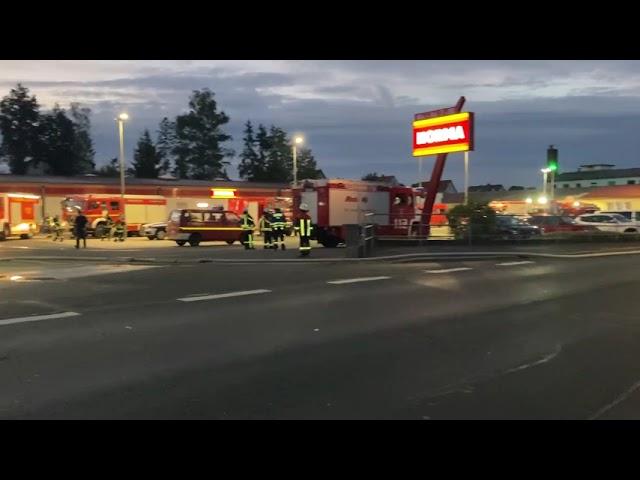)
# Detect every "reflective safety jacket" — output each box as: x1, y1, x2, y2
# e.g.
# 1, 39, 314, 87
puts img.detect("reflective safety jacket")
271, 212, 285, 230
297, 215, 313, 237
241, 213, 255, 230
259, 214, 272, 232
114, 221, 126, 233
